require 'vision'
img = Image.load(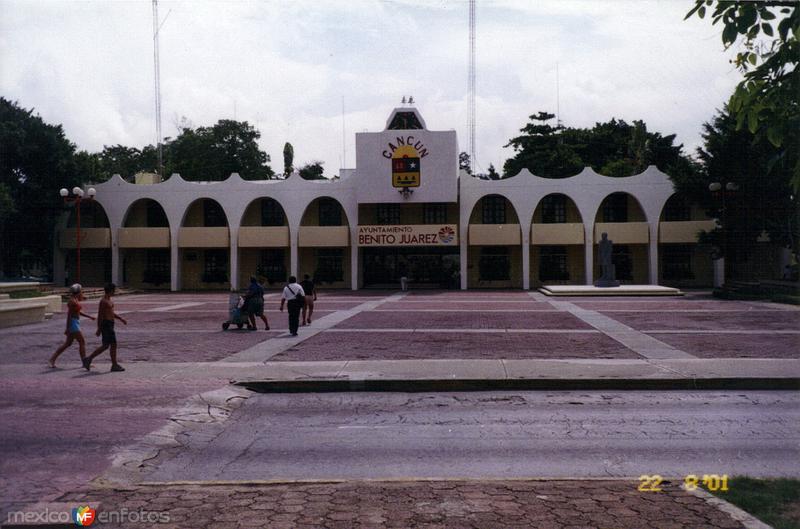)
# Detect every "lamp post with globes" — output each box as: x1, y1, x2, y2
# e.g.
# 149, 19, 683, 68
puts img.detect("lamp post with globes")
59, 186, 96, 285
708, 181, 739, 285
